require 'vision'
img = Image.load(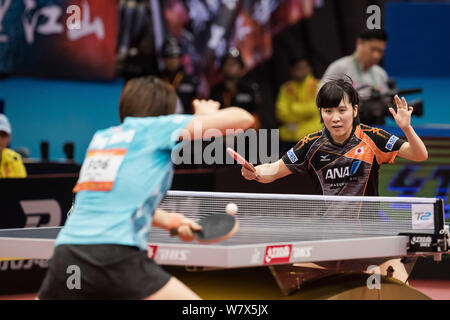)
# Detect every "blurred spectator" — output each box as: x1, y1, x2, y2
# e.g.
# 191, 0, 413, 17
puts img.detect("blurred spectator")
319, 29, 389, 97
159, 36, 199, 114
0, 114, 27, 178
319, 29, 389, 123
276, 56, 322, 153
210, 48, 261, 129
